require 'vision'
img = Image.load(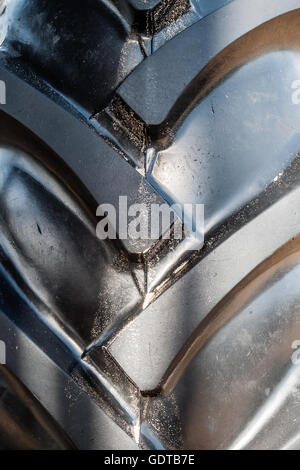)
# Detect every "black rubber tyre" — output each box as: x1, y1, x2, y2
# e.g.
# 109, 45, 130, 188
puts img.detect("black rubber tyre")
0, 0, 300, 450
